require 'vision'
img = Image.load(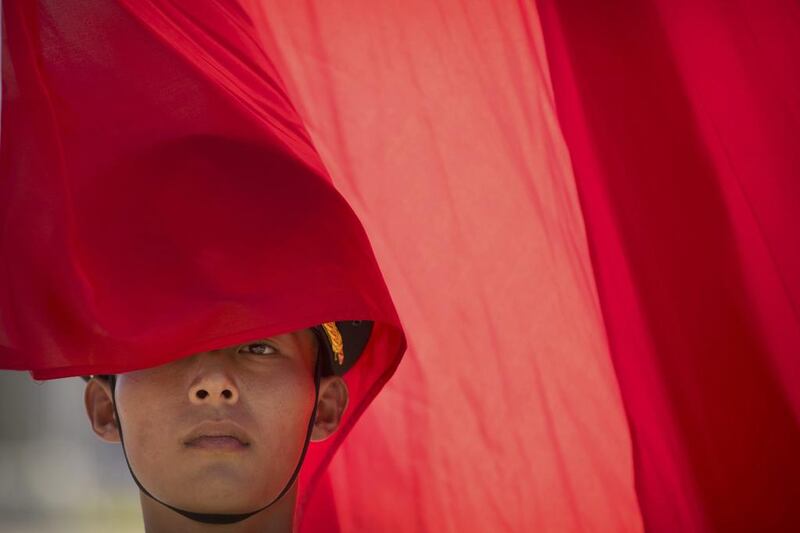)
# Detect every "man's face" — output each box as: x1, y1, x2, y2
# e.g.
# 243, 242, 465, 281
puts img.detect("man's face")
84, 328, 348, 514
